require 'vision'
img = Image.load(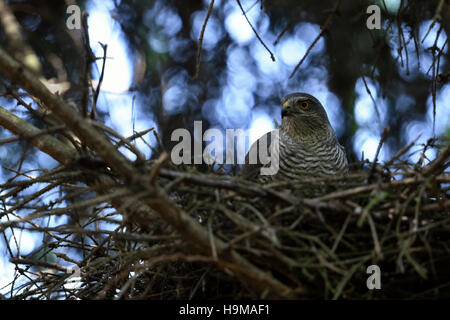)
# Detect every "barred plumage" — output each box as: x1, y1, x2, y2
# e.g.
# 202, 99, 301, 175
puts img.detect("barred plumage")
240, 93, 348, 182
